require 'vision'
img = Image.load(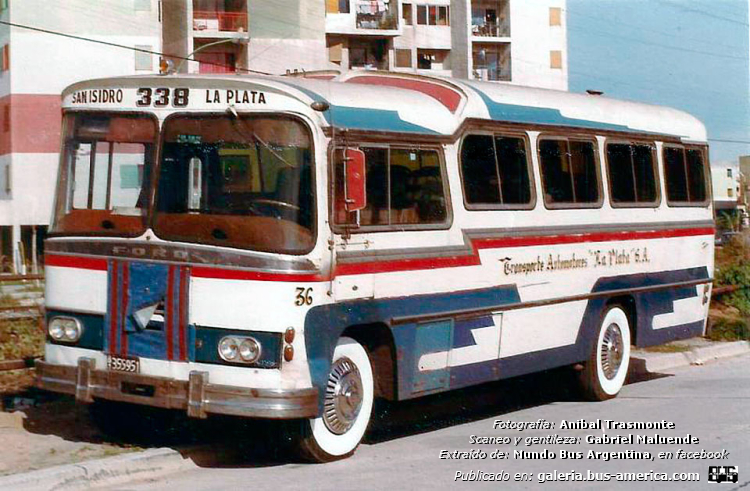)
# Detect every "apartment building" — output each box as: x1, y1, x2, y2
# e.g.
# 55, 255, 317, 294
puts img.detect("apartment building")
325, 0, 567, 90
0, 0, 566, 273
0, 0, 162, 273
